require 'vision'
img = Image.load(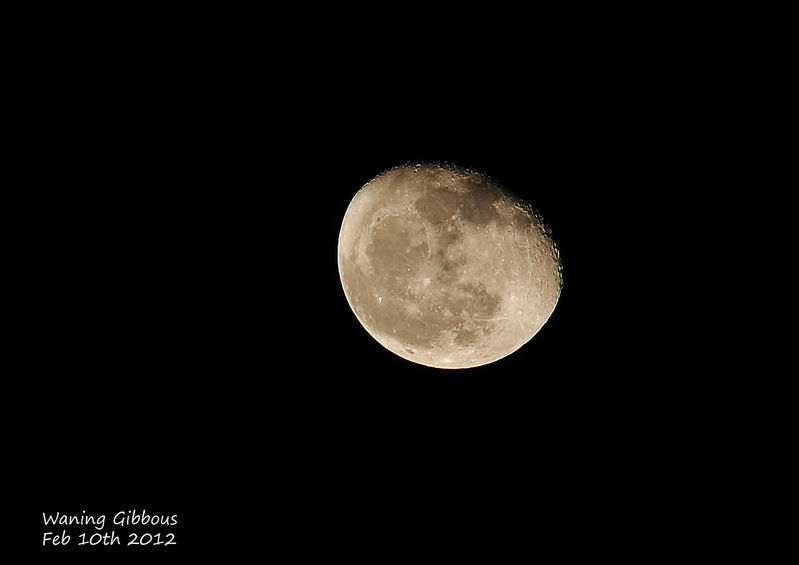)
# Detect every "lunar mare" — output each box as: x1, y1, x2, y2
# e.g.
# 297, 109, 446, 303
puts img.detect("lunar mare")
338, 163, 562, 369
